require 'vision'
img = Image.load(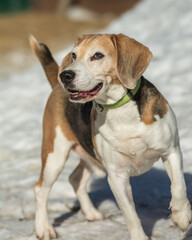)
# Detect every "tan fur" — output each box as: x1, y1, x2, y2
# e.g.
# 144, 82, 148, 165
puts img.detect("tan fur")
74, 34, 116, 60
139, 80, 169, 125
59, 53, 72, 77
113, 34, 152, 89
142, 97, 168, 125
75, 34, 97, 47
74, 35, 97, 59
142, 97, 157, 125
